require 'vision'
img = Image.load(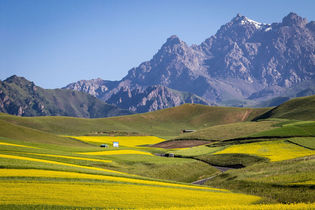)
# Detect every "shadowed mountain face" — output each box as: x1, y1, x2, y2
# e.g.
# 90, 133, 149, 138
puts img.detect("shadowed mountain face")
0, 76, 131, 118
65, 12, 315, 111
